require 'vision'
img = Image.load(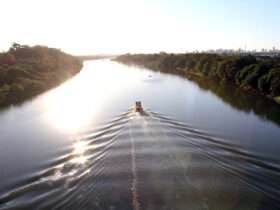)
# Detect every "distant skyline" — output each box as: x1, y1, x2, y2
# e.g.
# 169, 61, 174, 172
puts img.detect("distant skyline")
1, 0, 280, 55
